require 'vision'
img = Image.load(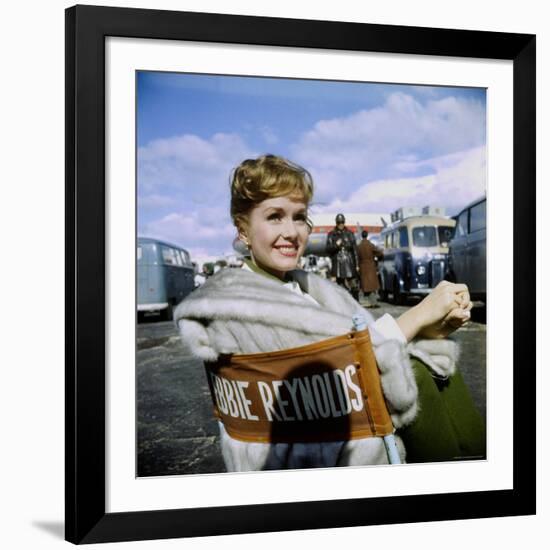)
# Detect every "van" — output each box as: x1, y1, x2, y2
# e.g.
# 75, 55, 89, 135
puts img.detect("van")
378, 215, 456, 304
445, 197, 486, 303
137, 237, 196, 320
